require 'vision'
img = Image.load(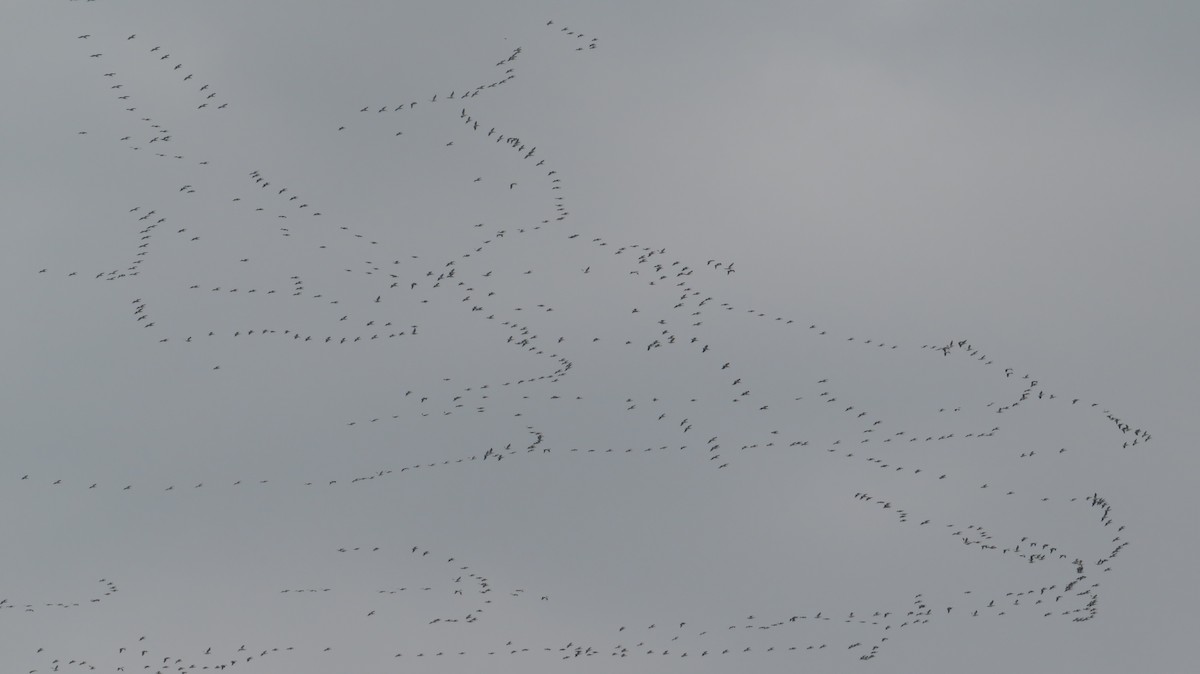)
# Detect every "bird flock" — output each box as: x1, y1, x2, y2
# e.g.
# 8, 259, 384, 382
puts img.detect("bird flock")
11, 3, 1149, 672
